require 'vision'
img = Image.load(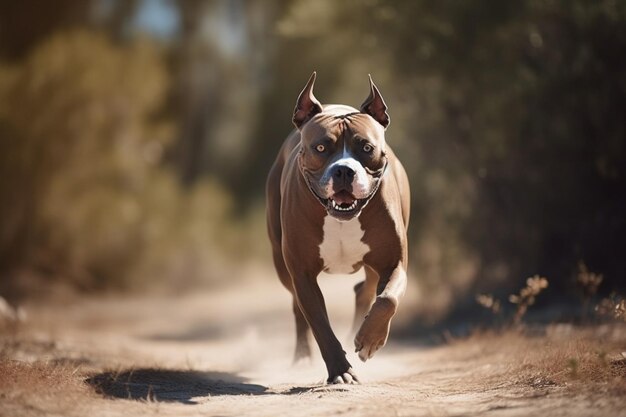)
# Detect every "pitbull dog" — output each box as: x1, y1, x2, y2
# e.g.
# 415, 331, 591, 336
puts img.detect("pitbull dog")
266, 72, 409, 384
